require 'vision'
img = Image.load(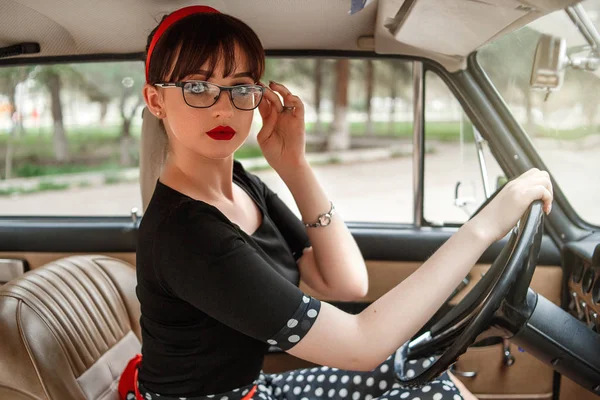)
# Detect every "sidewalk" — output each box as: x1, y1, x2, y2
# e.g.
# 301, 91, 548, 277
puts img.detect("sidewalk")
0, 144, 412, 193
